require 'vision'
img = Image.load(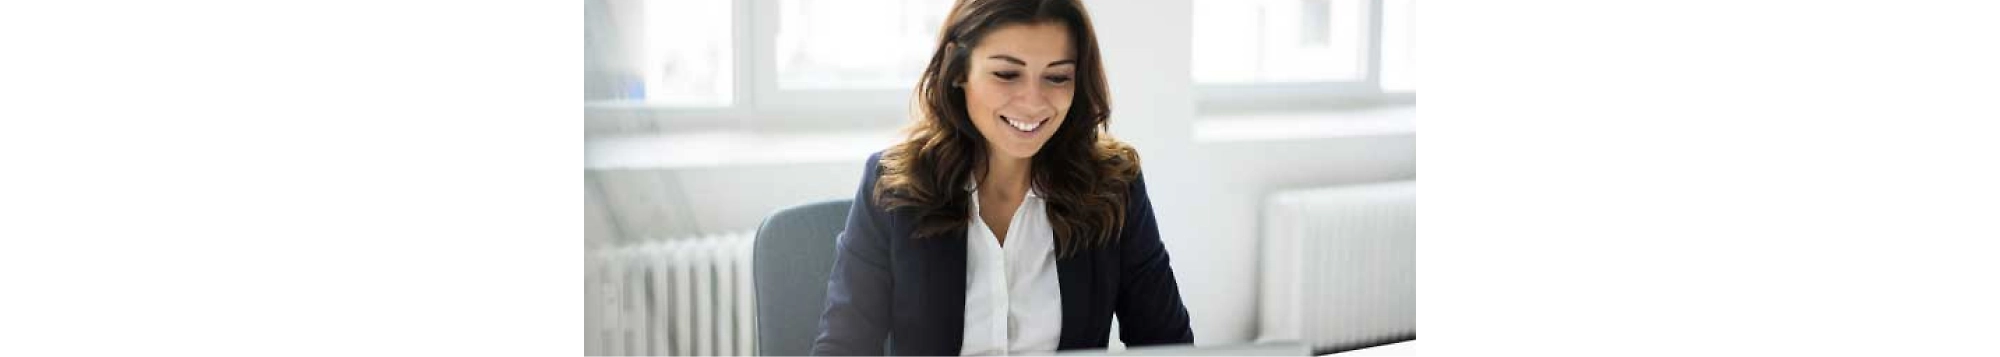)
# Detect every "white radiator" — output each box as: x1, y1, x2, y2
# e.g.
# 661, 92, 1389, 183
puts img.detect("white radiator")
587, 232, 757, 356
1257, 181, 1415, 354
